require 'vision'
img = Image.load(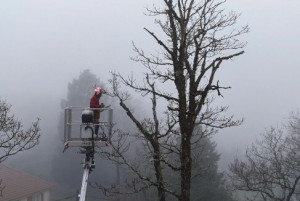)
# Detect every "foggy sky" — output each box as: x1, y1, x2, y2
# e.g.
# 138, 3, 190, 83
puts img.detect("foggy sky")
1, 0, 300, 166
